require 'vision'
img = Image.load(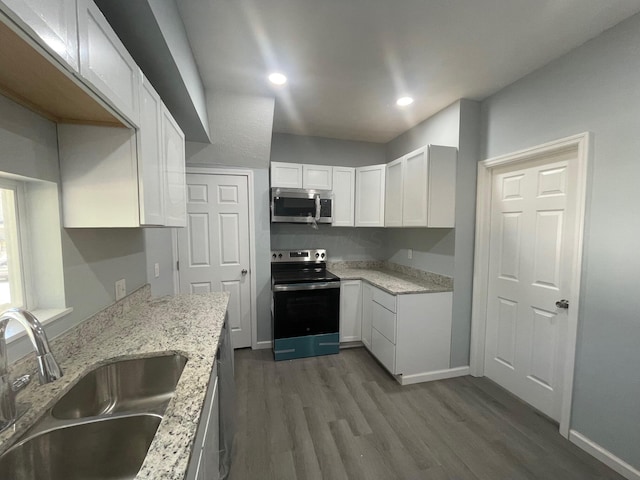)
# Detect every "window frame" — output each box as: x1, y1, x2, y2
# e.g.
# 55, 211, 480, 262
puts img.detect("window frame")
0, 177, 32, 311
